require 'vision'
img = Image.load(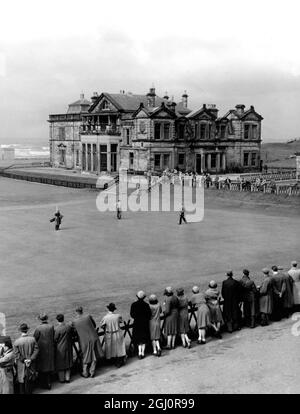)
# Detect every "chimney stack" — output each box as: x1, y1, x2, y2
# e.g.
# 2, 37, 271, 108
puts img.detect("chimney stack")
235, 104, 245, 116
147, 86, 156, 107
163, 91, 169, 101
182, 90, 188, 108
